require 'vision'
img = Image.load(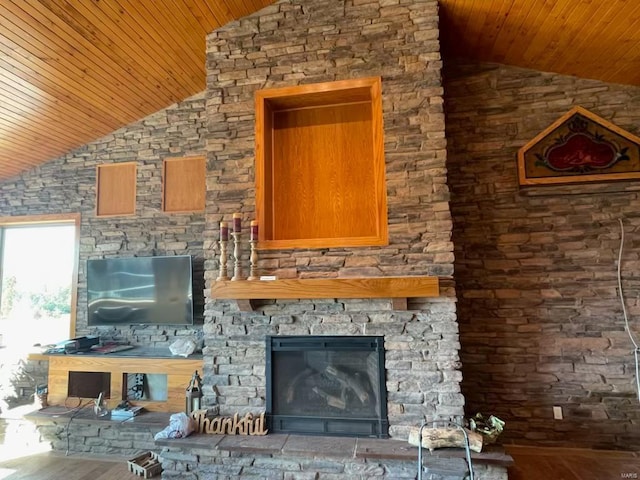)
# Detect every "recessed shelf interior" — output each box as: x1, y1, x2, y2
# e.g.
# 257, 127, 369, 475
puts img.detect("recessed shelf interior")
68, 371, 111, 399
162, 156, 206, 212
125, 373, 168, 402
255, 77, 388, 250
96, 162, 136, 216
